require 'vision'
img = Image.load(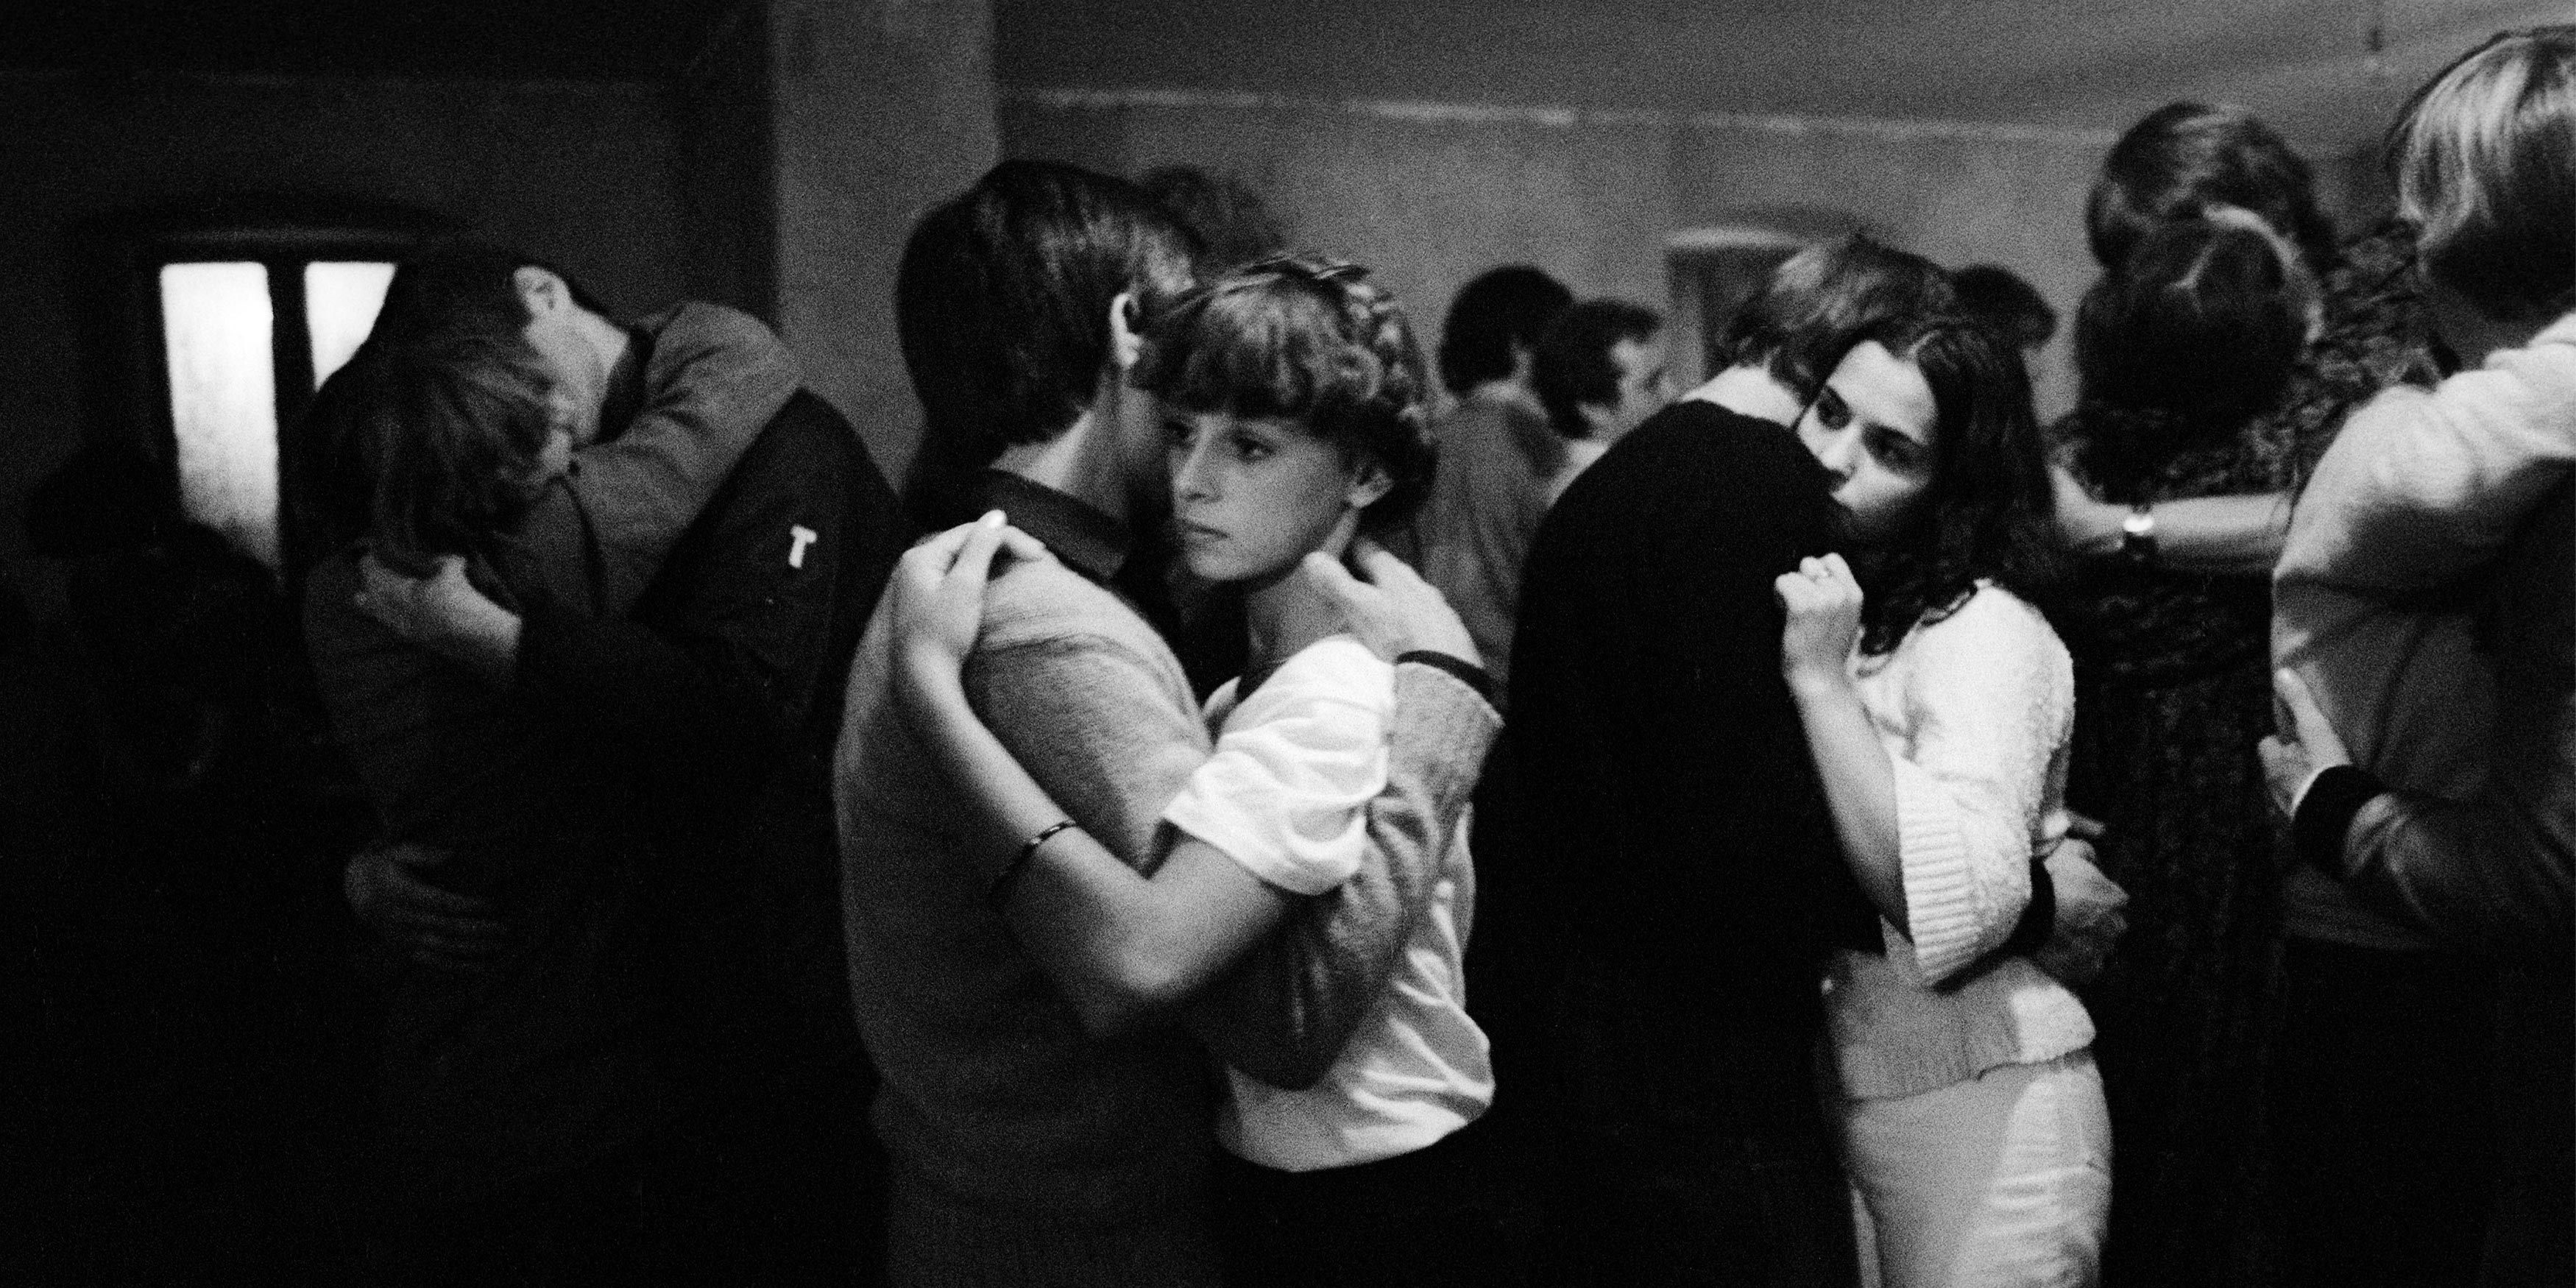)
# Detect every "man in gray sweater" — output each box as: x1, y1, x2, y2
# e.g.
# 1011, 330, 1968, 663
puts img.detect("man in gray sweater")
835, 160, 1501, 1286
